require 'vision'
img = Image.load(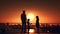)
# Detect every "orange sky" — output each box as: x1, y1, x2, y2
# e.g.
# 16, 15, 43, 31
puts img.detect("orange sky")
0, 0, 60, 24
0, 9, 60, 24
